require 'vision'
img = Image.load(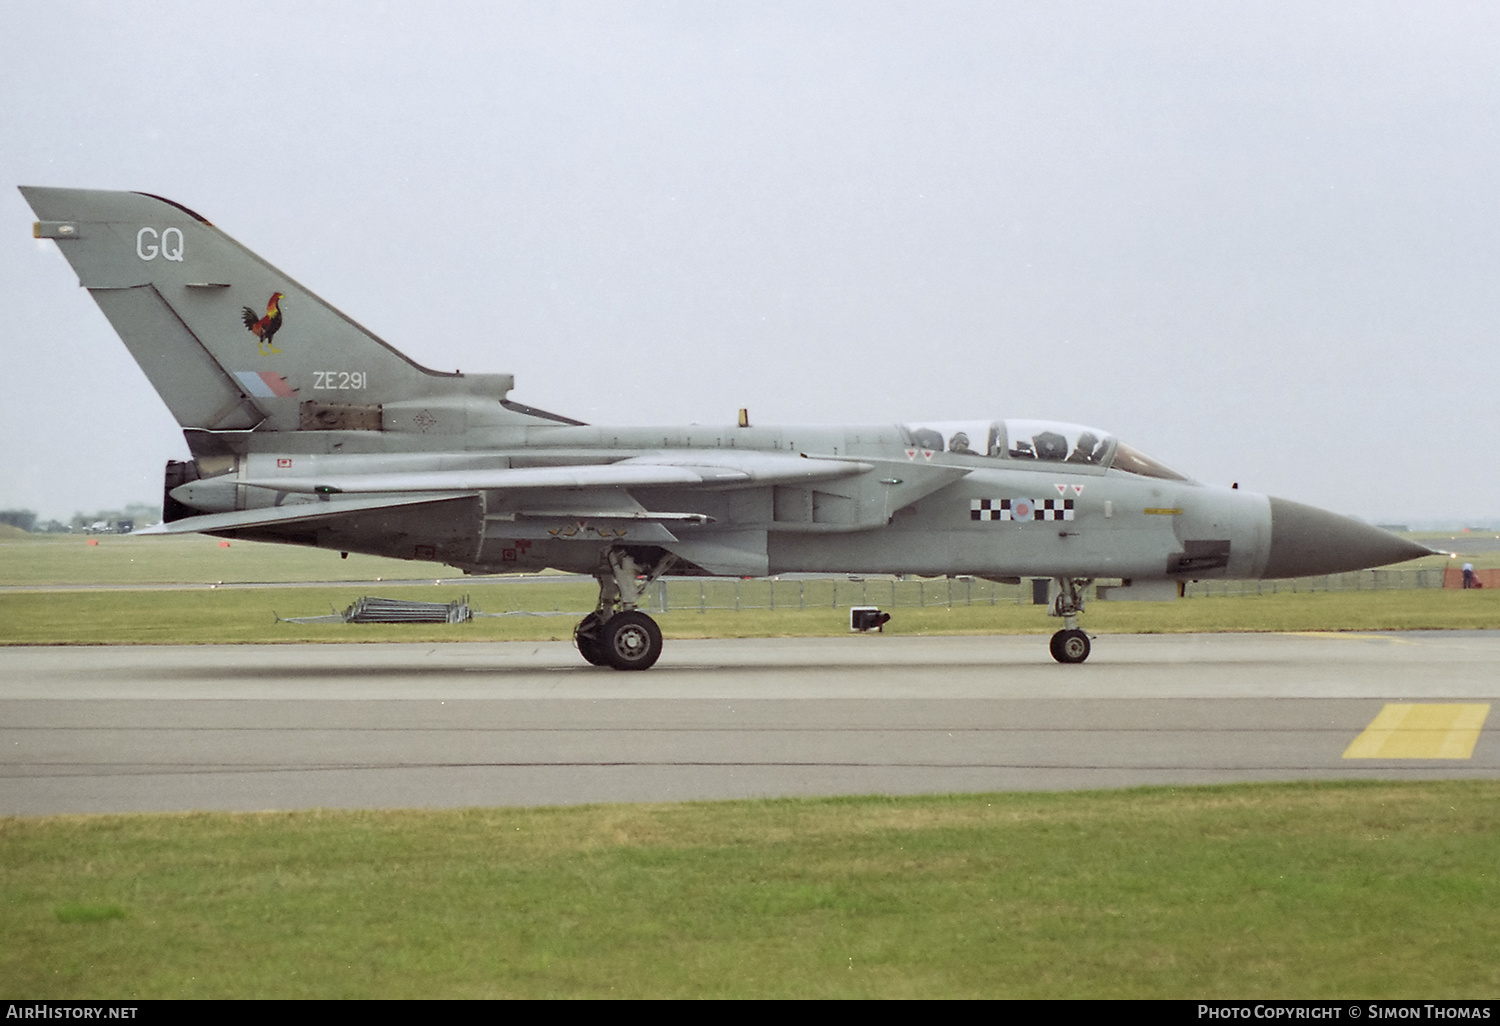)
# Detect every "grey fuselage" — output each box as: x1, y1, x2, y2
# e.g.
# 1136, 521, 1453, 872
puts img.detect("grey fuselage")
169, 419, 1267, 583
